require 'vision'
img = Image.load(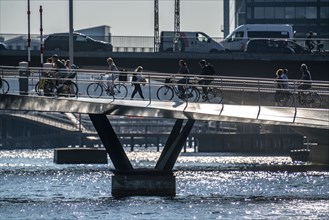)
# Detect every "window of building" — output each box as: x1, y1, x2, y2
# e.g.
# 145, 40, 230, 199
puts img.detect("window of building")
285, 7, 295, 19
320, 7, 329, 19
305, 7, 317, 19
296, 7, 306, 19
275, 7, 284, 18
255, 7, 265, 19
265, 7, 275, 19
247, 7, 251, 19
